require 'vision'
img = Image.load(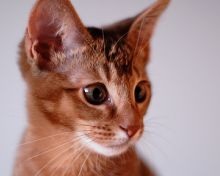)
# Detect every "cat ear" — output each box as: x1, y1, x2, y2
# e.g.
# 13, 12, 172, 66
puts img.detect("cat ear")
25, 0, 93, 71
127, 0, 170, 65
